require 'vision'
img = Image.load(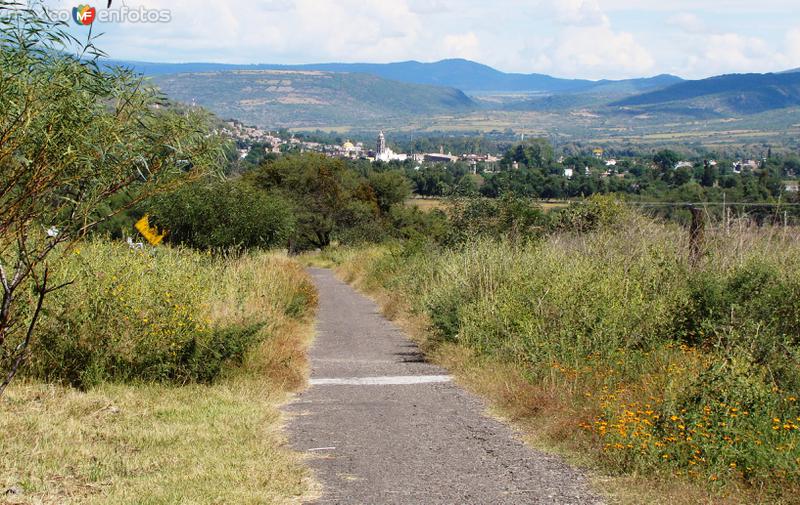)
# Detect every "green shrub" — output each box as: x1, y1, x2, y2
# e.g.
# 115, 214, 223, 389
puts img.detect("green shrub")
149, 180, 295, 251
388, 206, 450, 243
26, 242, 295, 388
334, 200, 388, 246
444, 195, 548, 244
553, 194, 630, 233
